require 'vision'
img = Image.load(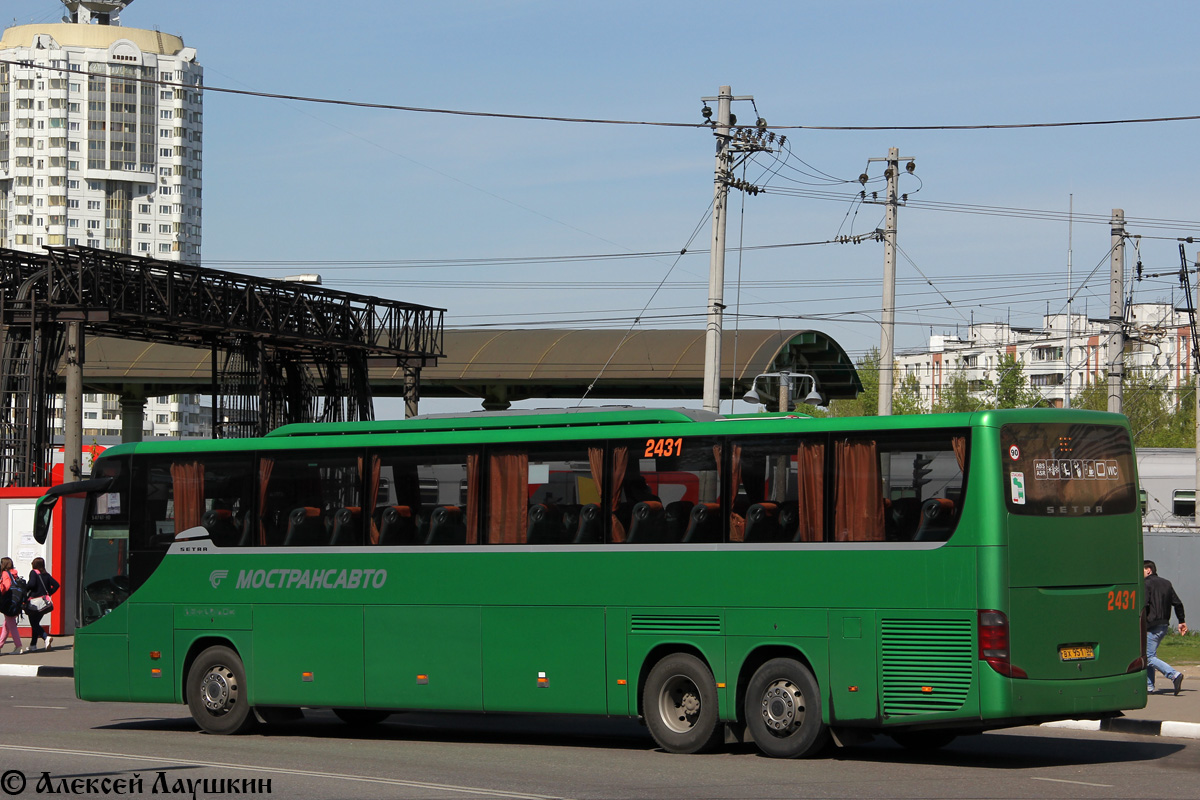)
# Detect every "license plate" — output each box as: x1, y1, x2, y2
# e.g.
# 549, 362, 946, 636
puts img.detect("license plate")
1059, 645, 1095, 661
